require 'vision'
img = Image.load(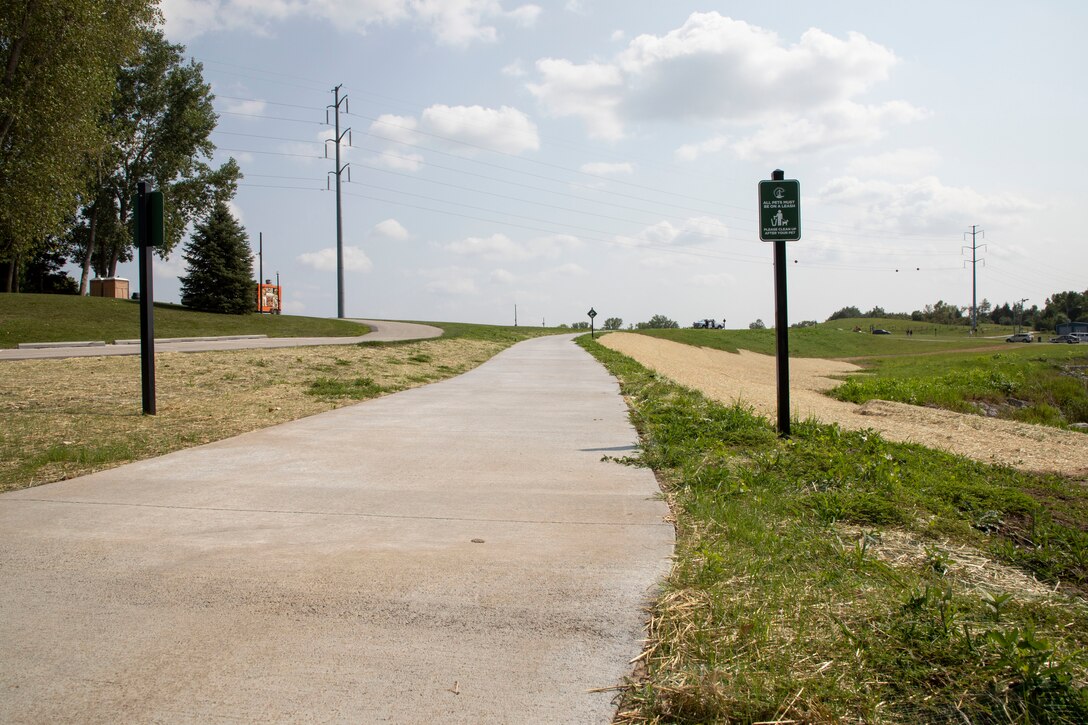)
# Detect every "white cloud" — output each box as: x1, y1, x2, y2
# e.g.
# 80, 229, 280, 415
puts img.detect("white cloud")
506, 4, 541, 27
372, 150, 425, 171
846, 147, 942, 179
491, 268, 517, 284
610, 29, 625, 42
372, 218, 411, 240
548, 262, 587, 276
219, 97, 267, 116
367, 105, 539, 161
637, 254, 683, 269
690, 272, 737, 287
420, 266, 480, 295
446, 233, 522, 259
622, 216, 728, 247
227, 199, 246, 226
528, 58, 625, 139
579, 161, 633, 175
674, 135, 730, 162
527, 12, 922, 147
154, 252, 187, 282
163, 0, 534, 46
296, 246, 373, 272
817, 176, 1044, 234
502, 59, 527, 77
445, 232, 579, 260
730, 101, 928, 160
